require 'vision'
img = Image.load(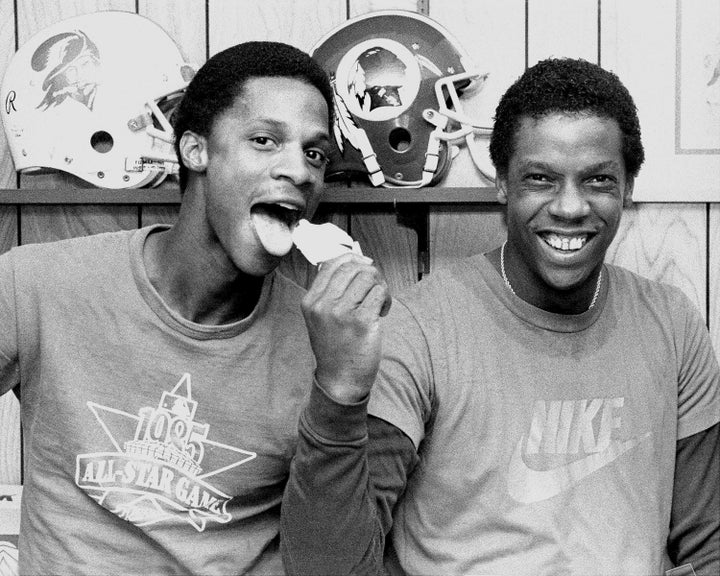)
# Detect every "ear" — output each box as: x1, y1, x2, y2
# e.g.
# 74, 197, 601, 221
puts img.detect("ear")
622, 177, 634, 208
495, 173, 508, 205
179, 131, 208, 174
